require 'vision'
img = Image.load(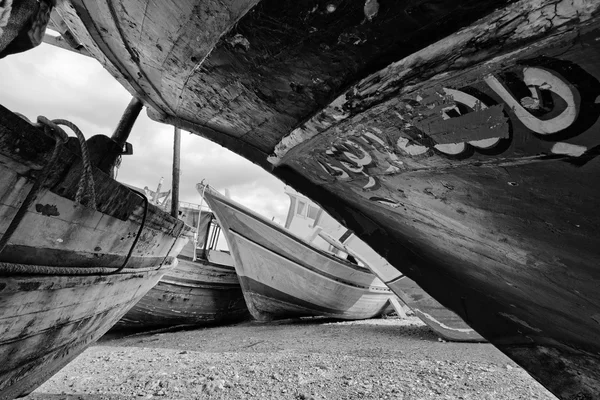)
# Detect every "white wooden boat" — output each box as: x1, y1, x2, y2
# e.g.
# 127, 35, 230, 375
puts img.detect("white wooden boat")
285, 187, 484, 342
116, 208, 249, 329
201, 185, 394, 322
0, 105, 193, 399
